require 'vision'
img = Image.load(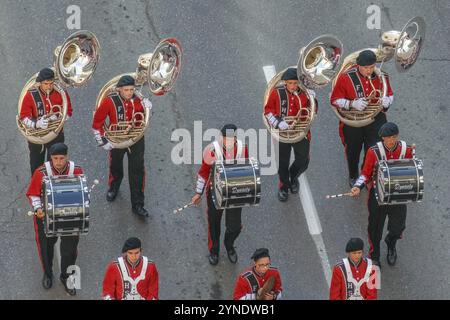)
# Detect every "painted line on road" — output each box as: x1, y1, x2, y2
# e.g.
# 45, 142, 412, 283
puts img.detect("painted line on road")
263, 65, 332, 288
